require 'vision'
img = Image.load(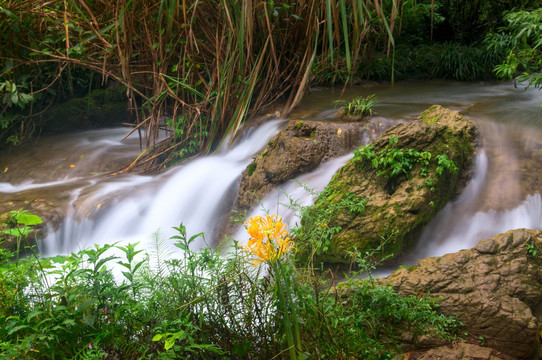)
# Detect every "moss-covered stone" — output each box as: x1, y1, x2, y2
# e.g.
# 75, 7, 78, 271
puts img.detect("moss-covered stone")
297, 105, 477, 265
